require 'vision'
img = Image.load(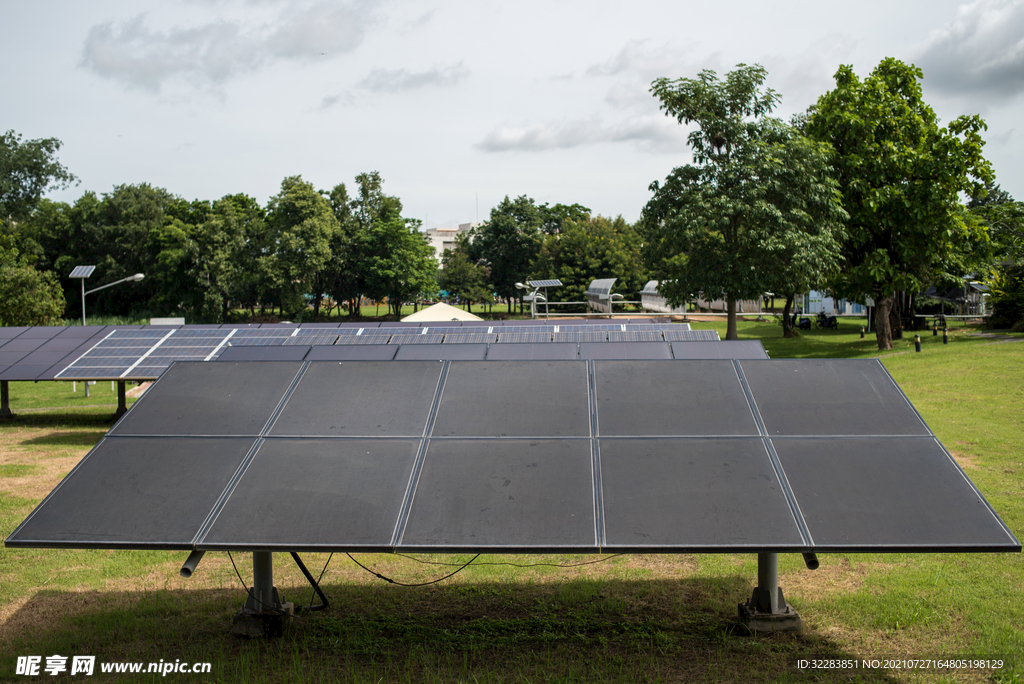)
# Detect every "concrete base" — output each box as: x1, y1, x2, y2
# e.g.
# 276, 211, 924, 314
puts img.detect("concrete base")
230, 600, 294, 638
737, 587, 802, 634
